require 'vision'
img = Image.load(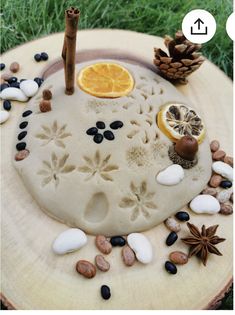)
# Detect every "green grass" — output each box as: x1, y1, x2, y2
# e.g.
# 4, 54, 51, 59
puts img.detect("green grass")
0, 0, 233, 78
0, 0, 233, 310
